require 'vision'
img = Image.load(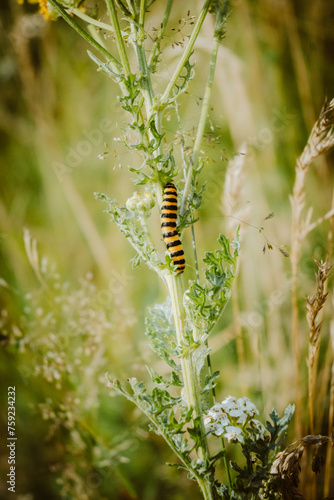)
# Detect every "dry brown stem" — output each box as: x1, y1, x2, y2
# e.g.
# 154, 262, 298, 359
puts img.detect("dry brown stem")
306, 260, 331, 434
324, 294, 334, 497
290, 98, 334, 437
